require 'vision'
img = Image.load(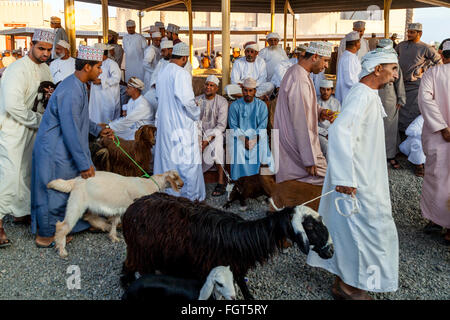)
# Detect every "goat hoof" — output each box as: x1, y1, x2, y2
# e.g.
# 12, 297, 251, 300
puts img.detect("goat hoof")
239, 206, 248, 212
59, 249, 68, 259
110, 236, 121, 243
